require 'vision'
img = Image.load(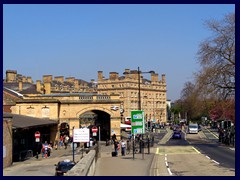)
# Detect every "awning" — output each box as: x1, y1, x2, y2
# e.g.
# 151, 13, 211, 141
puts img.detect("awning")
120, 123, 131, 128
3, 112, 58, 129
